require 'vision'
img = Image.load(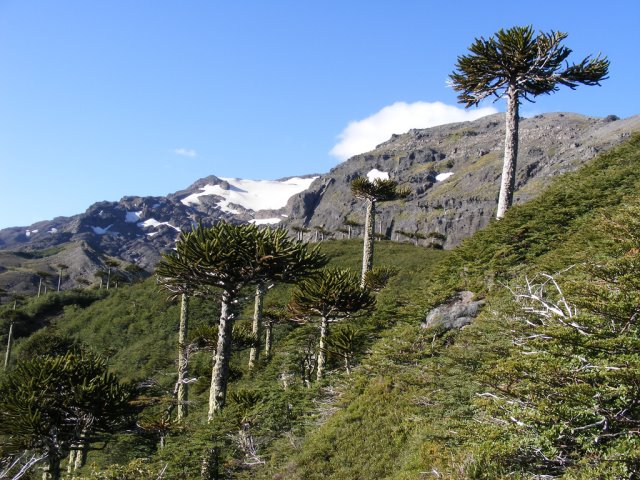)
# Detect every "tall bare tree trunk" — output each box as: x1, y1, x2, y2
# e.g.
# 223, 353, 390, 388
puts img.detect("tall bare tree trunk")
177, 294, 189, 421
264, 321, 273, 358
37, 278, 42, 297
316, 316, 329, 381
67, 427, 89, 475
4, 319, 13, 370
360, 199, 375, 287
209, 291, 234, 420
248, 284, 265, 371
496, 85, 520, 219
